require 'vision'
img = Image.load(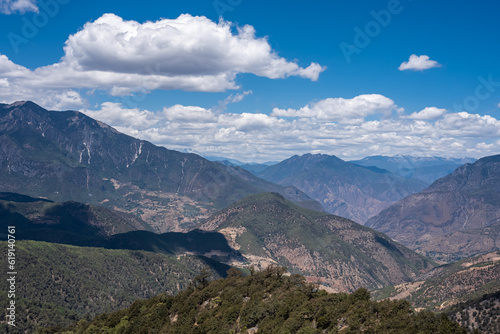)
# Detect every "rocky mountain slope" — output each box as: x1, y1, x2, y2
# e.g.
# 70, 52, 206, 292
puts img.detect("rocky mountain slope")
0, 101, 318, 232
372, 251, 500, 333
256, 153, 427, 223
372, 251, 500, 310
351, 155, 475, 185
366, 154, 500, 262
201, 192, 435, 292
